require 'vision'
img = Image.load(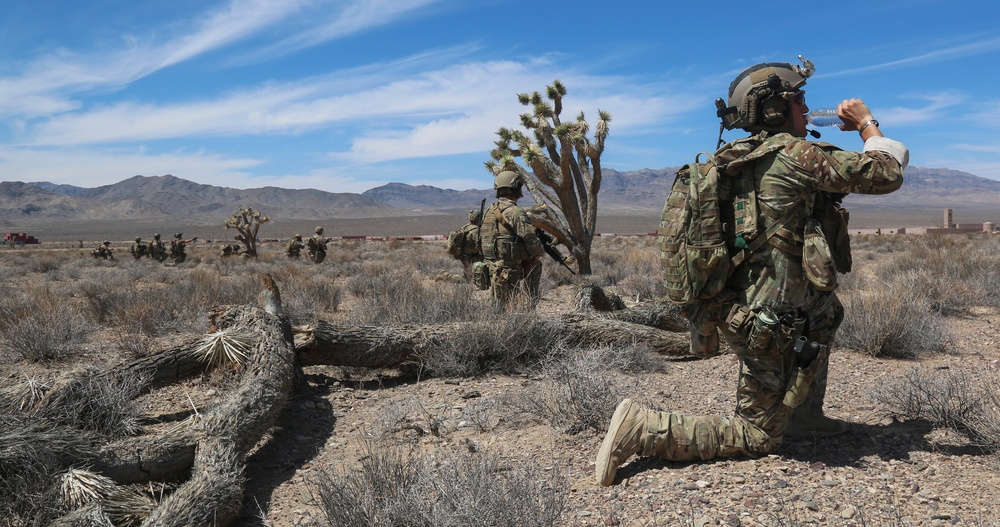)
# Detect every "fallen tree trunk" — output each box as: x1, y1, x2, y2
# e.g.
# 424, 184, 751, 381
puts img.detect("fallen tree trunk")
42, 275, 295, 527
293, 313, 698, 369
